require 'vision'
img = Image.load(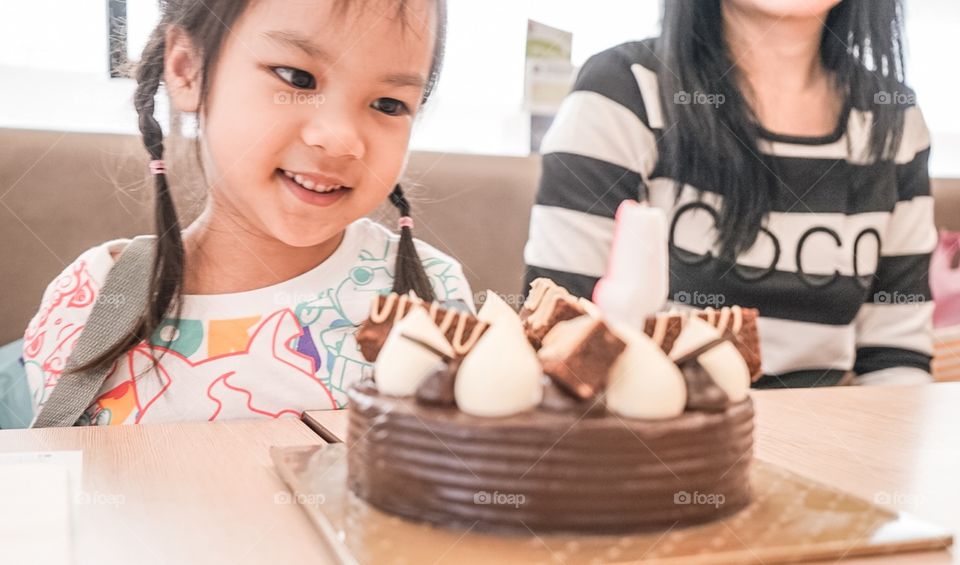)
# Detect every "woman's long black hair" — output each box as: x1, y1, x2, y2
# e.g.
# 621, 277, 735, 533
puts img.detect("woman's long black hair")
78, 0, 446, 373
657, 0, 906, 260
